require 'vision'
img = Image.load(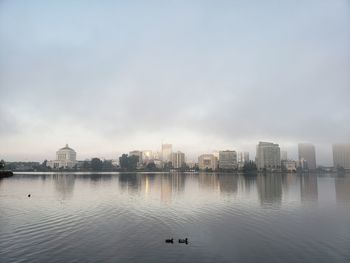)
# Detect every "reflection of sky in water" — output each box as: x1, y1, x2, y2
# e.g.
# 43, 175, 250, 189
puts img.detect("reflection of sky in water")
0, 173, 349, 263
